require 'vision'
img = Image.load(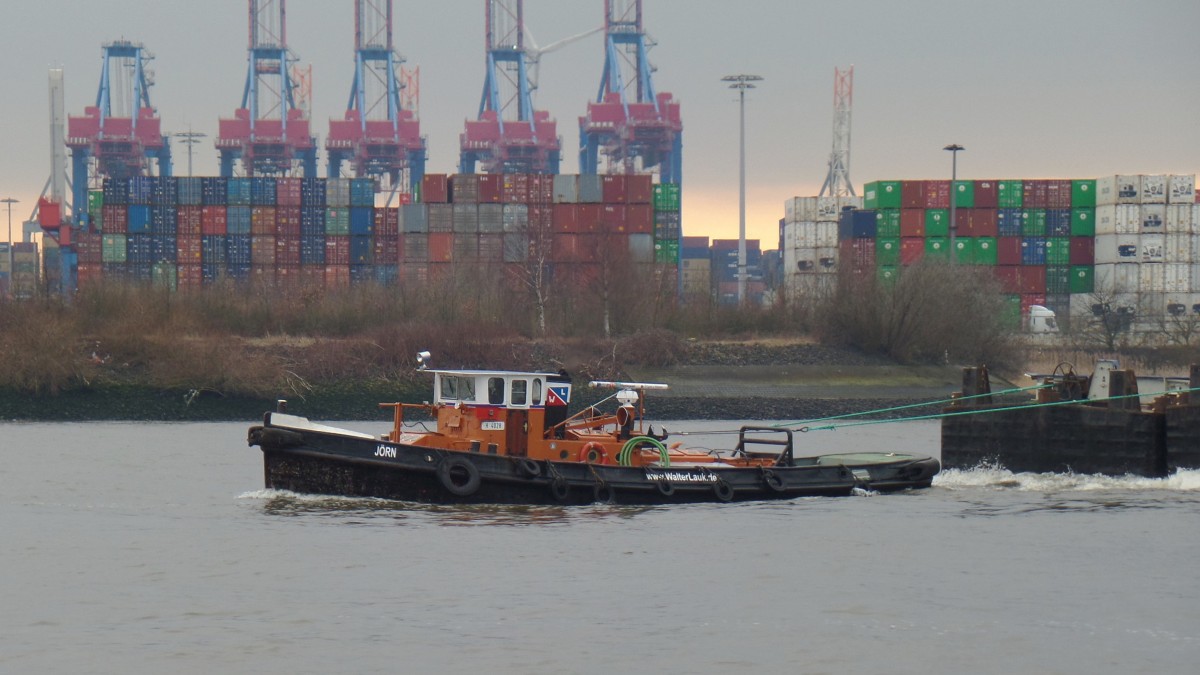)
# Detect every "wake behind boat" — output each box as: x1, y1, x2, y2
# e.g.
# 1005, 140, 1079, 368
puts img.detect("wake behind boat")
247, 353, 940, 505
